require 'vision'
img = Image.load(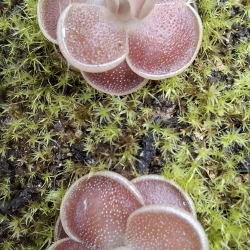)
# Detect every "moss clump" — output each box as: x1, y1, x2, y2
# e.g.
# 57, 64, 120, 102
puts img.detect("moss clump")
0, 0, 250, 249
